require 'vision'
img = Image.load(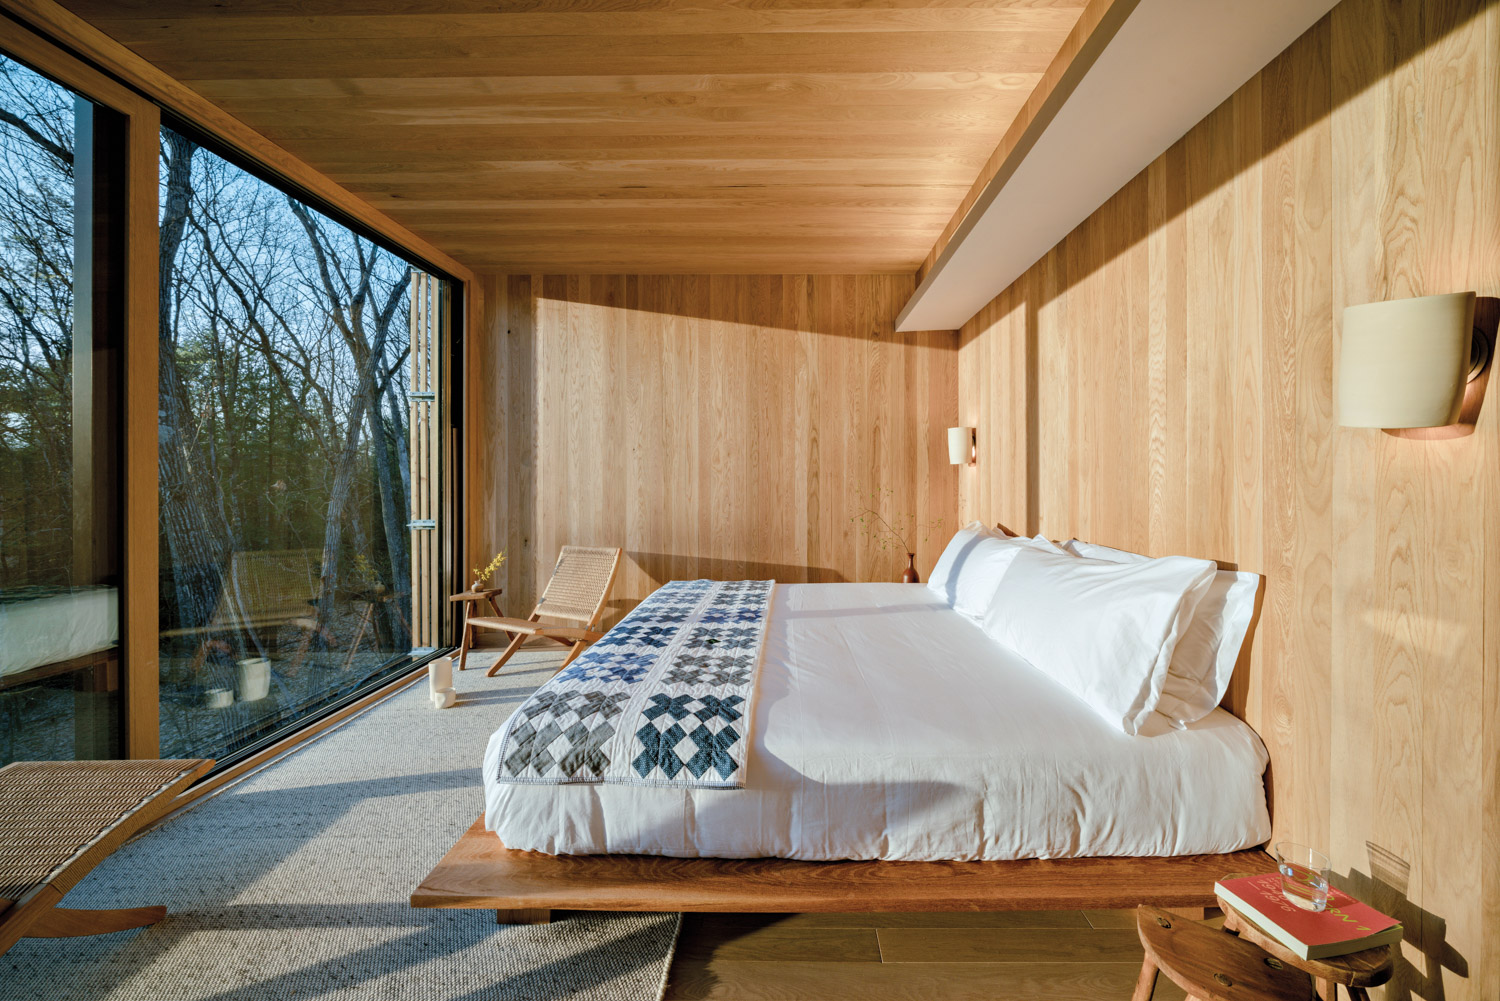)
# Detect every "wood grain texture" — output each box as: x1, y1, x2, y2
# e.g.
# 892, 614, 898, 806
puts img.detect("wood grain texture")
878, 926, 1143, 964
1135, 906, 1314, 1001
665, 957, 1187, 1001
470, 274, 957, 625
693, 910, 1092, 930
411, 818, 1274, 913
663, 910, 1194, 1001
956, 2, 1500, 997
676, 920, 882, 963
916, 0, 1131, 282
46, 0, 1088, 273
